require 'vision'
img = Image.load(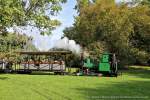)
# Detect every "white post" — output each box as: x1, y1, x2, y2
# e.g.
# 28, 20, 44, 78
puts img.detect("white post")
2, 59, 5, 69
